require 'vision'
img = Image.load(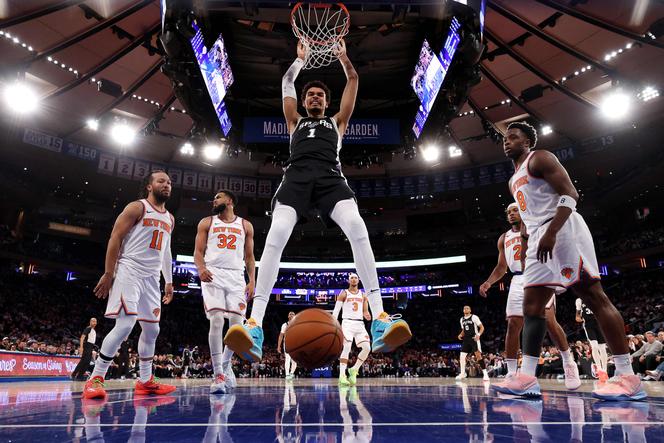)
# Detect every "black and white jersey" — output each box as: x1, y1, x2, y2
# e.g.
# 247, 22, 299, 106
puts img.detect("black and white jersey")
576, 298, 599, 326
460, 314, 482, 340
288, 116, 341, 166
